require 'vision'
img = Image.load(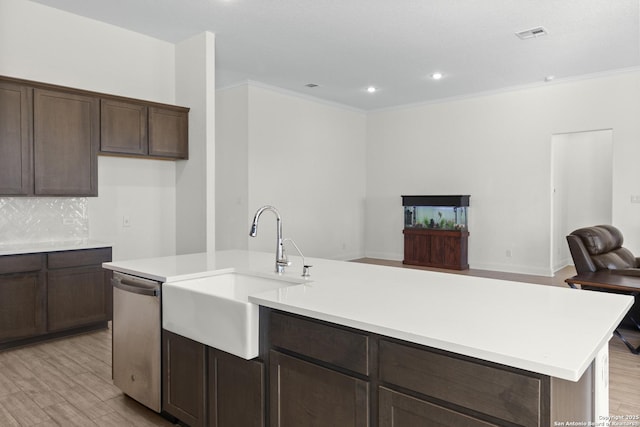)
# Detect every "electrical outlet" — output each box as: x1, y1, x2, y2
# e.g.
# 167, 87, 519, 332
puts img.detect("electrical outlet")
122, 215, 131, 228
506, 249, 512, 258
